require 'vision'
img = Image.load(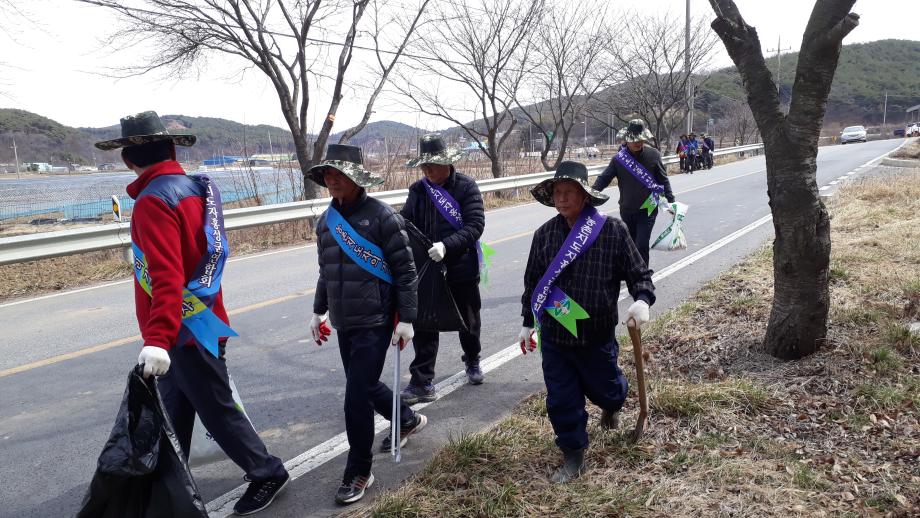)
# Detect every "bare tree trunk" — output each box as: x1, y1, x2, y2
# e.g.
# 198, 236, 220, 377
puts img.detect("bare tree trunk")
709, 0, 858, 359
